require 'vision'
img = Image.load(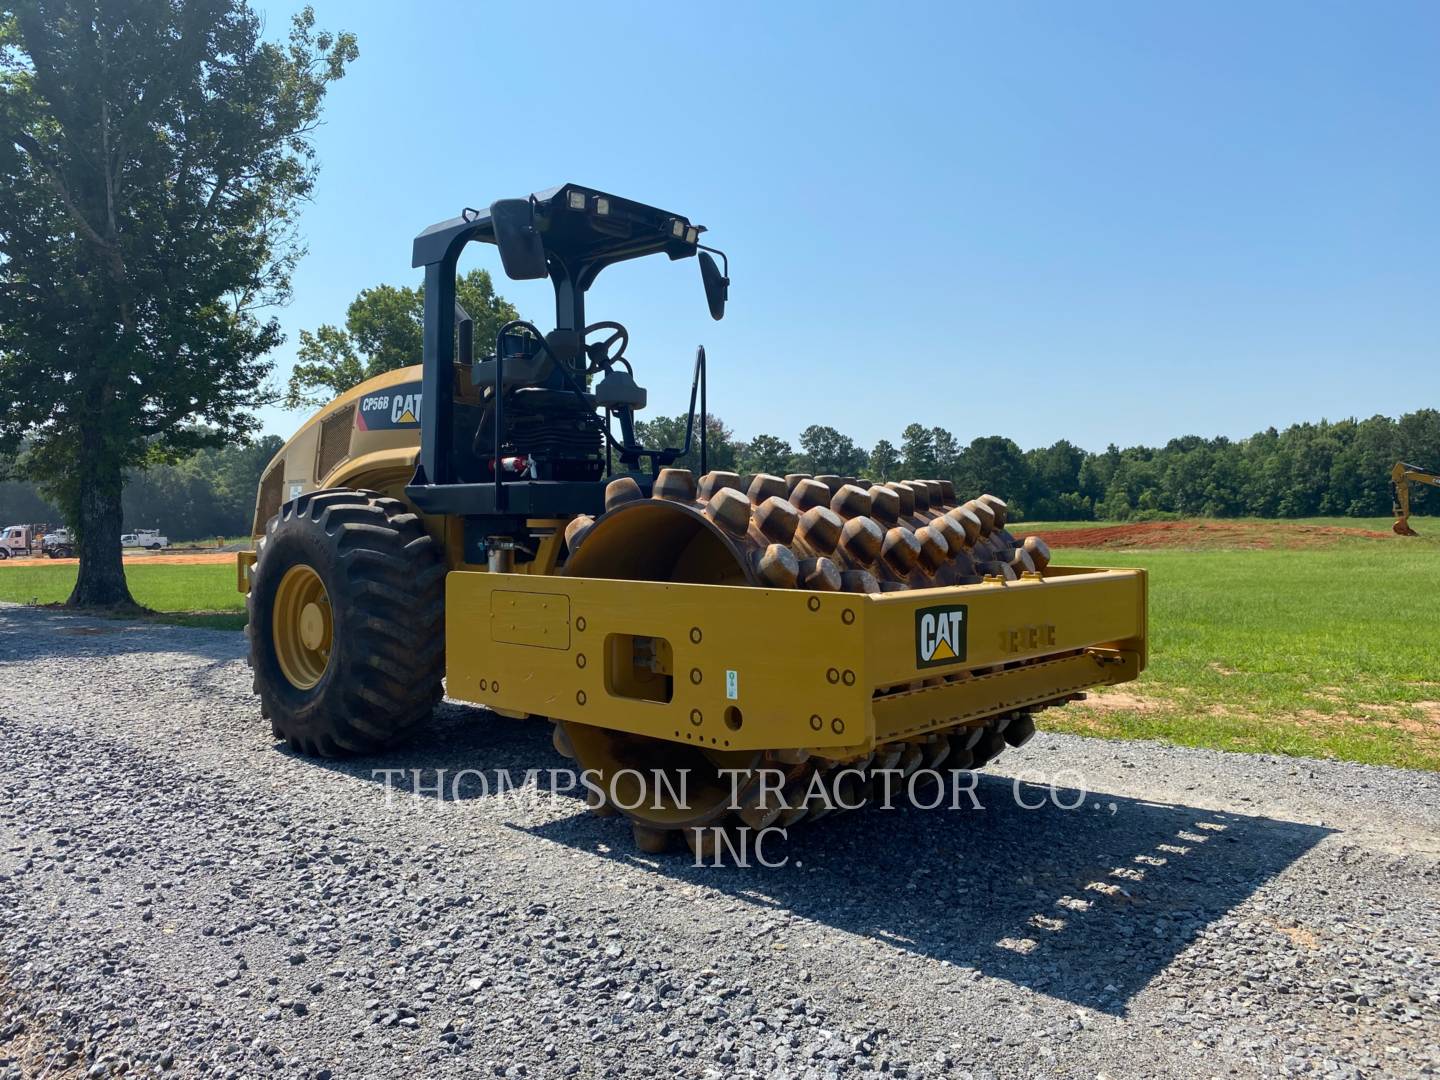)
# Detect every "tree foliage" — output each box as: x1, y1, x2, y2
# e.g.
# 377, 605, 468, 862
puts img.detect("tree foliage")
900, 423, 935, 479
736, 433, 793, 476
0, 1, 356, 605
122, 433, 282, 538
284, 268, 520, 408
4, 411, 1434, 538
633, 414, 738, 474
610, 409, 1440, 521
796, 424, 868, 476
867, 439, 899, 481
2, 432, 282, 539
